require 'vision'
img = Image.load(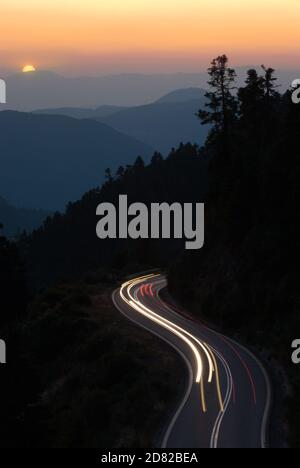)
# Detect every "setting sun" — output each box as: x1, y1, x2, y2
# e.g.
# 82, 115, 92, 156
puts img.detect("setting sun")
22, 65, 36, 73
